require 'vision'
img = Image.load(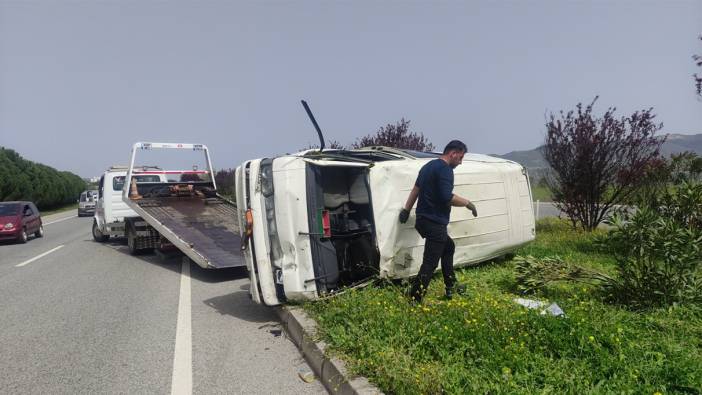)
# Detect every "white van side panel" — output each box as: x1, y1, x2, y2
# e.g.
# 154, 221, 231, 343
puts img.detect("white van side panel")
271, 157, 318, 301
370, 156, 535, 279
